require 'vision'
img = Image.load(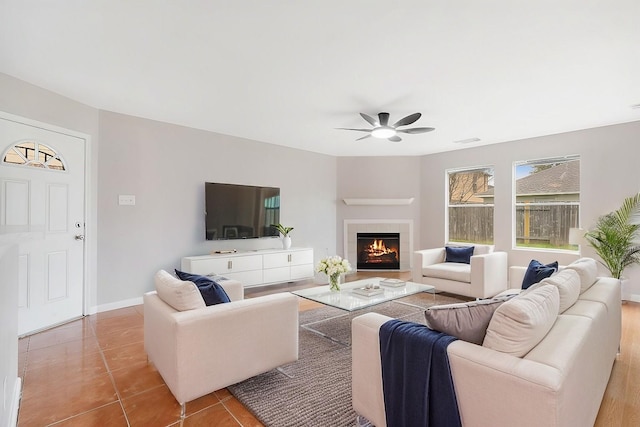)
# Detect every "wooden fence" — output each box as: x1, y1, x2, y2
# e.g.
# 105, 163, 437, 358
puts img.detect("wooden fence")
448, 206, 493, 244
515, 204, 579, 246
449, 204, 579, 247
